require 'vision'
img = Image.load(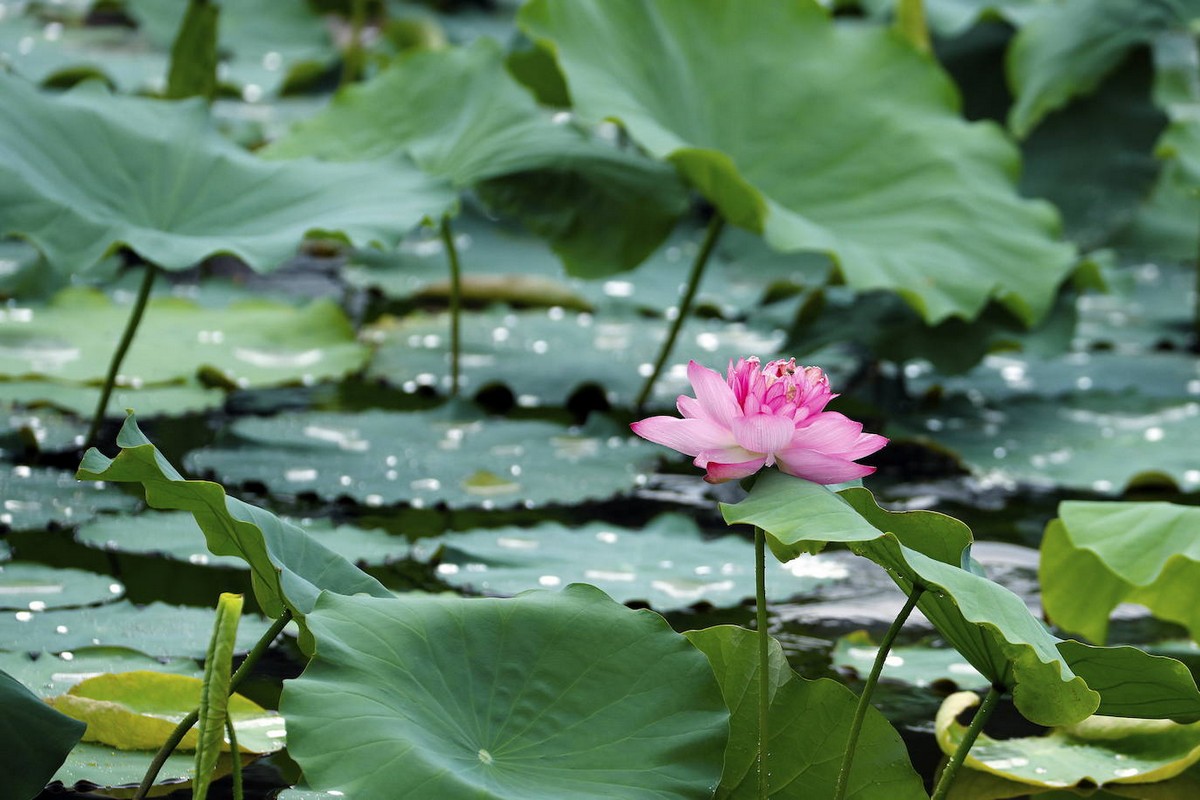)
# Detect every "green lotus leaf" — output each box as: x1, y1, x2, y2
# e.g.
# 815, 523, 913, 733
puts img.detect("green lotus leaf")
281, 584, 728, 799
723, 474, 1098, 726
51, 743, 244, 796
76, 414, 394, 651
0, 648, 203, 699
0, 380, 223, 427
0, 601, 272, 659
862, 0, 1049, 37
0, 562, 124, 611
1059, 640, 1200, 723
905, 393, 1200, 494
47, 670, 283, 753
1007, 0, 1195, 137
686, 625, 926, 799
937, 690, 1200, 788
520, 0, 1076, 325
0, 288, 368, 388
0, 668, 85, 800
1041, 502, 1200, 644
941, 764, 1200, 799
126, 0, 335, 97
412, 512, 851, 612
833, 631, 988, 690
364, 306, 799, 409
186, 407, 652, 510
0, 76, 454, 275
268, 38, 687, 277
0, 464, 137, 533
76, 510, 407, 571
